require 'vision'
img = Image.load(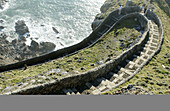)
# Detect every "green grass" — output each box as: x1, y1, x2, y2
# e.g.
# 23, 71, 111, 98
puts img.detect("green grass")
0, 17, 141, 93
